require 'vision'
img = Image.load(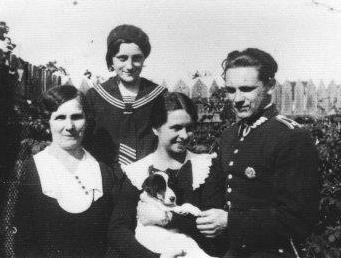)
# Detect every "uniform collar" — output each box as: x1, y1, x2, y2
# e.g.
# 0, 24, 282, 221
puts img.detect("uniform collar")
238, 104, 278, 138
239, 104, 278, 126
